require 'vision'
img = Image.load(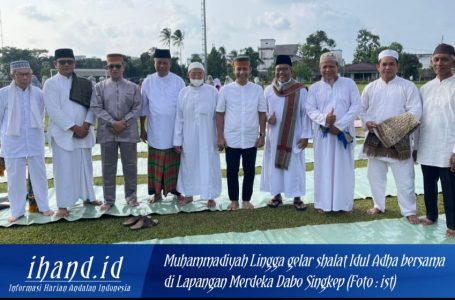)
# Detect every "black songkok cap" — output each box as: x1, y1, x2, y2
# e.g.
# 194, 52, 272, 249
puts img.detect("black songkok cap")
154, 48, 171, 59
275, 55, 292, 66
433, 43, 455, 56
54, 48, 75, 59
